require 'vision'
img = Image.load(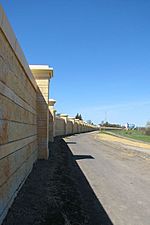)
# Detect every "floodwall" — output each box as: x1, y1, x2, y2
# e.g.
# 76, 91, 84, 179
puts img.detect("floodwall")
0, 5, 98, 224
49, 111, 54, 141
54, 115, 97, 137
73, 121, 79, 133
66, 120, 72, 135
55, 116, 66, 136
0, 5, 38, 224
66, 120, 73, 135
30, 66, 53, 160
